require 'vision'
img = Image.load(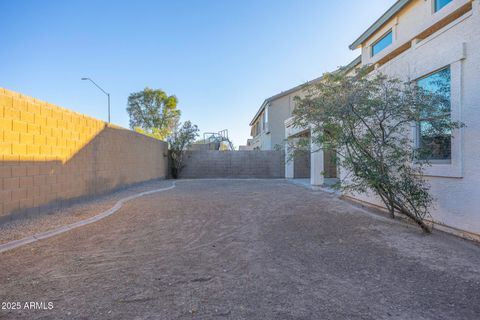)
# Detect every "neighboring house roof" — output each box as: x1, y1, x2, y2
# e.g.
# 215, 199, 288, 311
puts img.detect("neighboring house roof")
349, 0, 411, 50
249, 77, 321, 126
343, 55, 362, 72
249, 55, 362, 126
